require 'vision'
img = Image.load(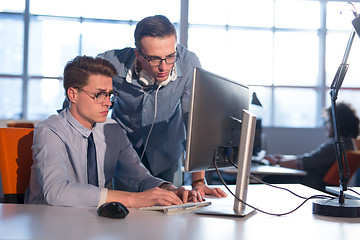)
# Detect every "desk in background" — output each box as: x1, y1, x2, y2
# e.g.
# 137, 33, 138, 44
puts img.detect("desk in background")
250, 164, 306, 176
206, 163, 306, 185
1, 184, 359, 240
251, 153, 306, 175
